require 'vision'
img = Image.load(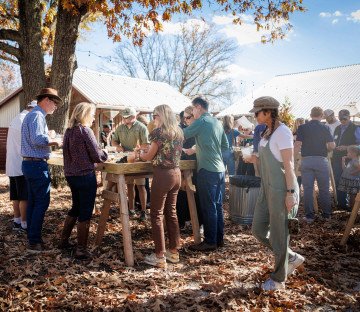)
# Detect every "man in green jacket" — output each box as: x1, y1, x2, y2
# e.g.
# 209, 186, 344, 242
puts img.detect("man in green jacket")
183, 97, 229, 251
